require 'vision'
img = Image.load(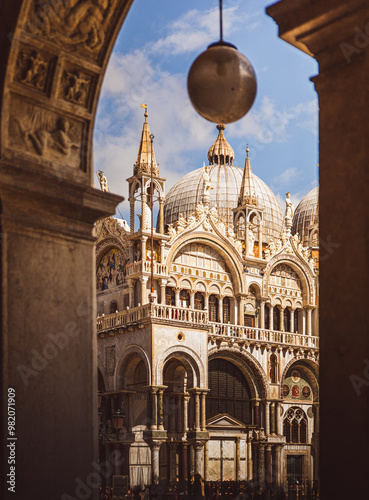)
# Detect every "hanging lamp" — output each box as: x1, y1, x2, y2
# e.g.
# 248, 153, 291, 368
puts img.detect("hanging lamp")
187, 0, 257, 124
